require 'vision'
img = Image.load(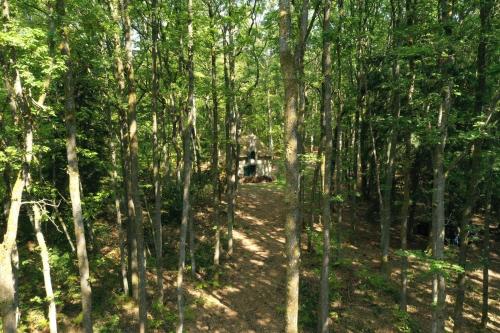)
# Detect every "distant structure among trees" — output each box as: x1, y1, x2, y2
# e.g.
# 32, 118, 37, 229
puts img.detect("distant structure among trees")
239, 134, 273, 178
